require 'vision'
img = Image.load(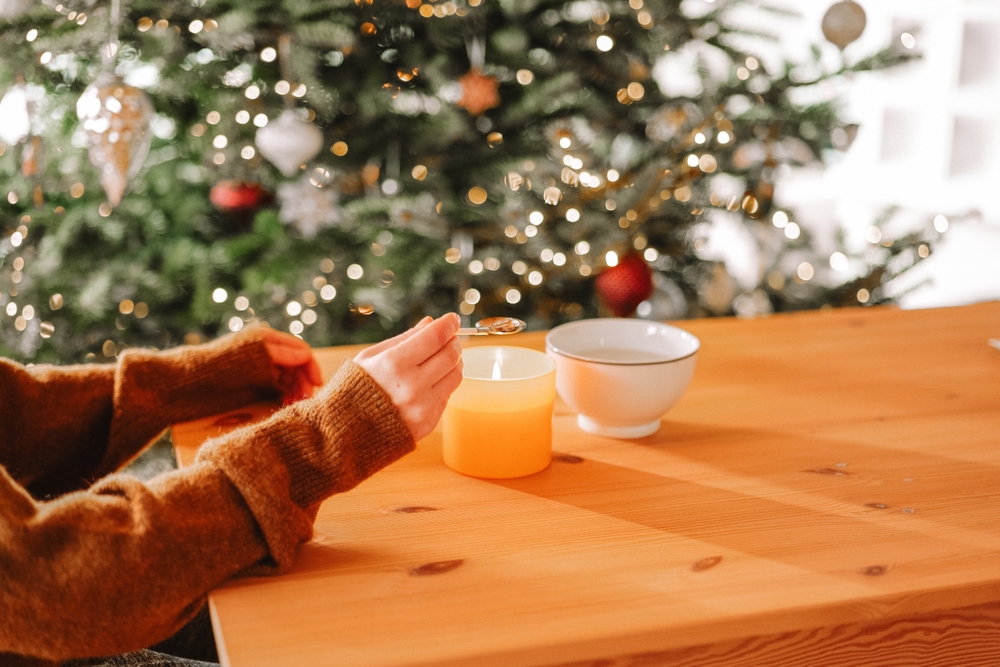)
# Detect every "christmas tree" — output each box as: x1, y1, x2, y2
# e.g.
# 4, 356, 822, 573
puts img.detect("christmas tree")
0, 0, 934, 363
